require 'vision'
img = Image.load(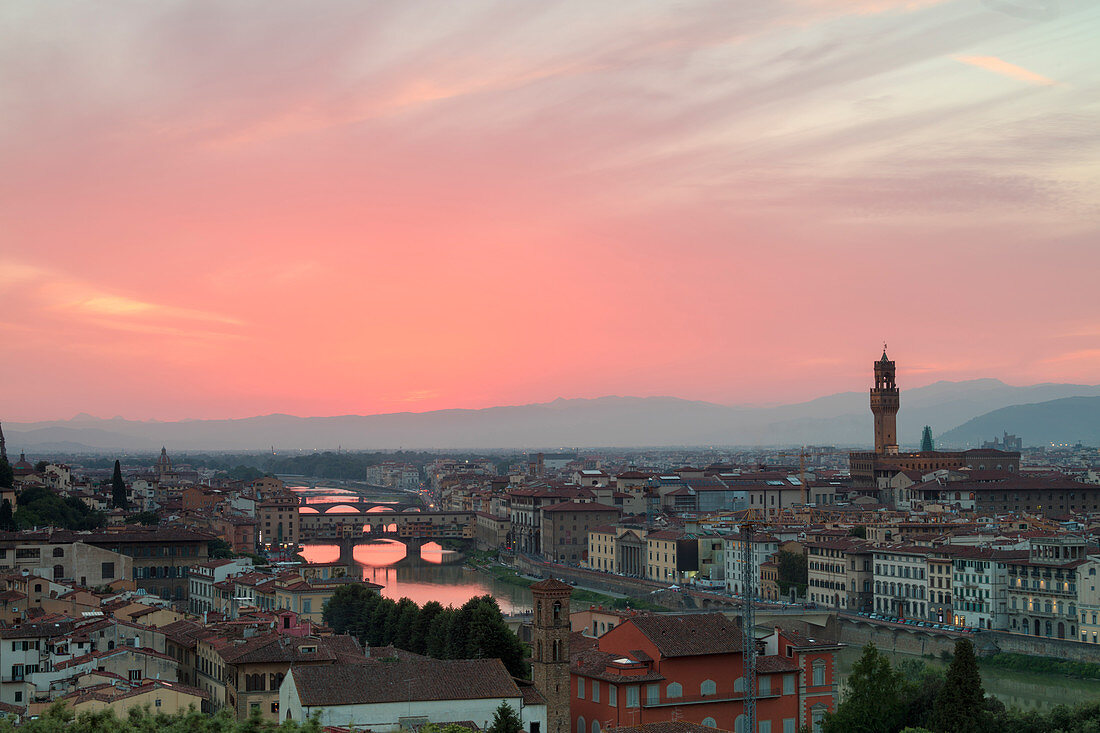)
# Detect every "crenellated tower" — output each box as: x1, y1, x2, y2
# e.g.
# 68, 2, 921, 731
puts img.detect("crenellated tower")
870, 347, 899, 454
